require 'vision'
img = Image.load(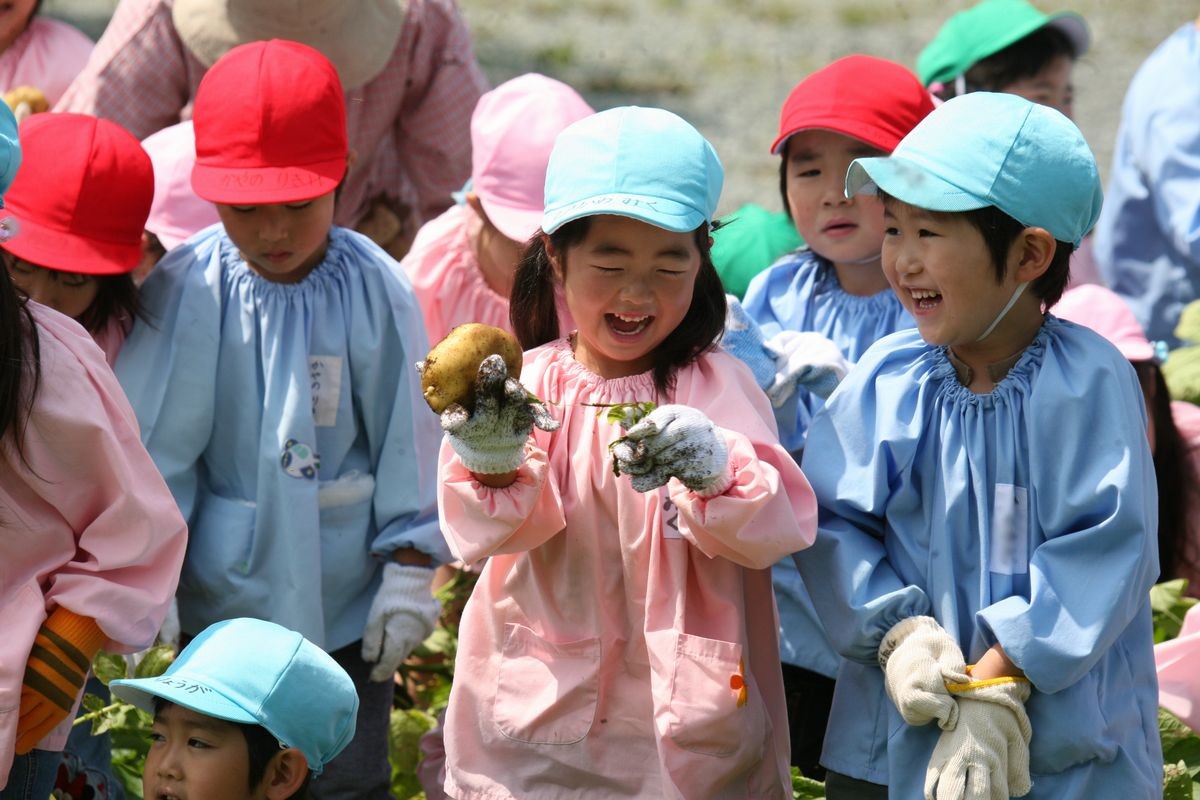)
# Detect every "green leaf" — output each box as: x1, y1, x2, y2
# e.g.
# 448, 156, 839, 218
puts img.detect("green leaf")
413, 627, 455, 657
1151, 580, 1199, 643
82, 693, 107, 714
791, 766, 826, 798
134, 644, 177, 678
389, 708, 437, 799
91, 650, 129, 685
